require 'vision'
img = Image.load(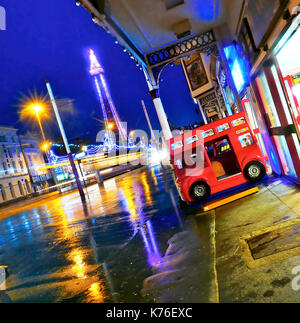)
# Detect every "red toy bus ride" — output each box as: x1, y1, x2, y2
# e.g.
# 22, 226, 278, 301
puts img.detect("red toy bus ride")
168, 112, 267, 204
